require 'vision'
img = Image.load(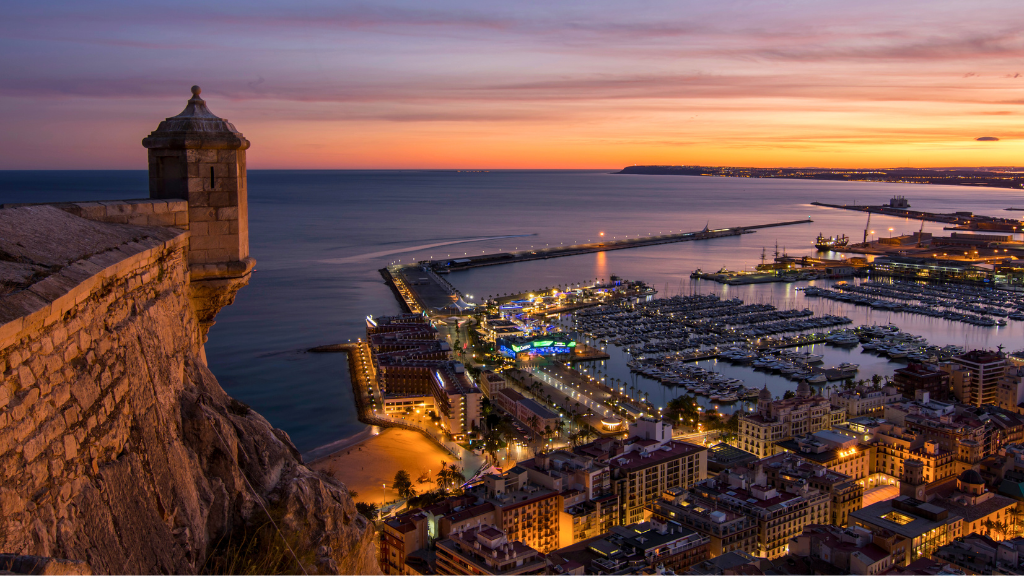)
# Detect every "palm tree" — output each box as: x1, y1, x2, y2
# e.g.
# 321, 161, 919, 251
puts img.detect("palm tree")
527, 414, 540, 433
983, 518, 995, 537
